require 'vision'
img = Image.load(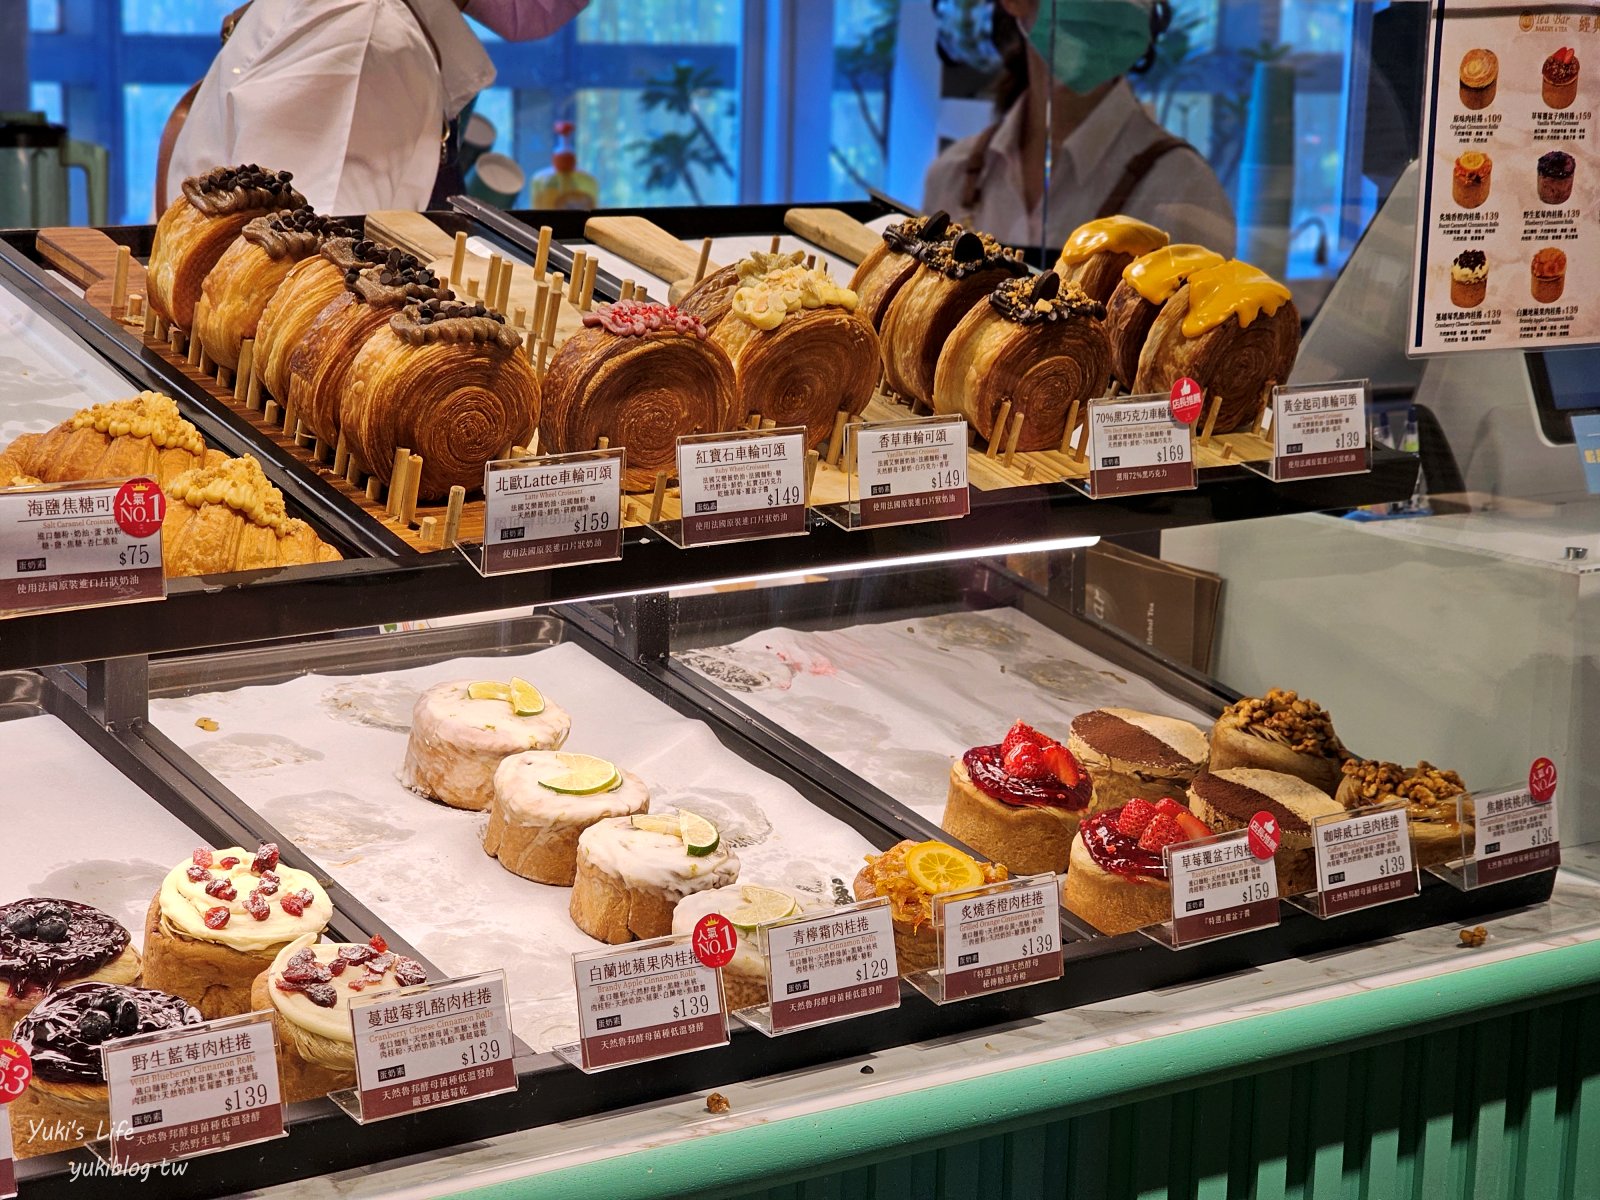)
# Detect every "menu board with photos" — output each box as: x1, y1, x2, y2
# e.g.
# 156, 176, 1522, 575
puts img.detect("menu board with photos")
1409, 0, 1597, 354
